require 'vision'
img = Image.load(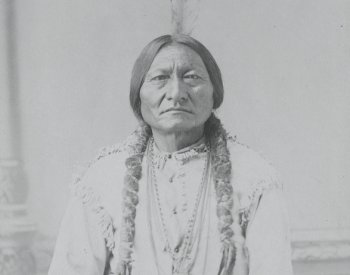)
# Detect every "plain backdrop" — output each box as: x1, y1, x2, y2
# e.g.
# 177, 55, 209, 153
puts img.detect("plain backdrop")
12, 0, 350, 241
